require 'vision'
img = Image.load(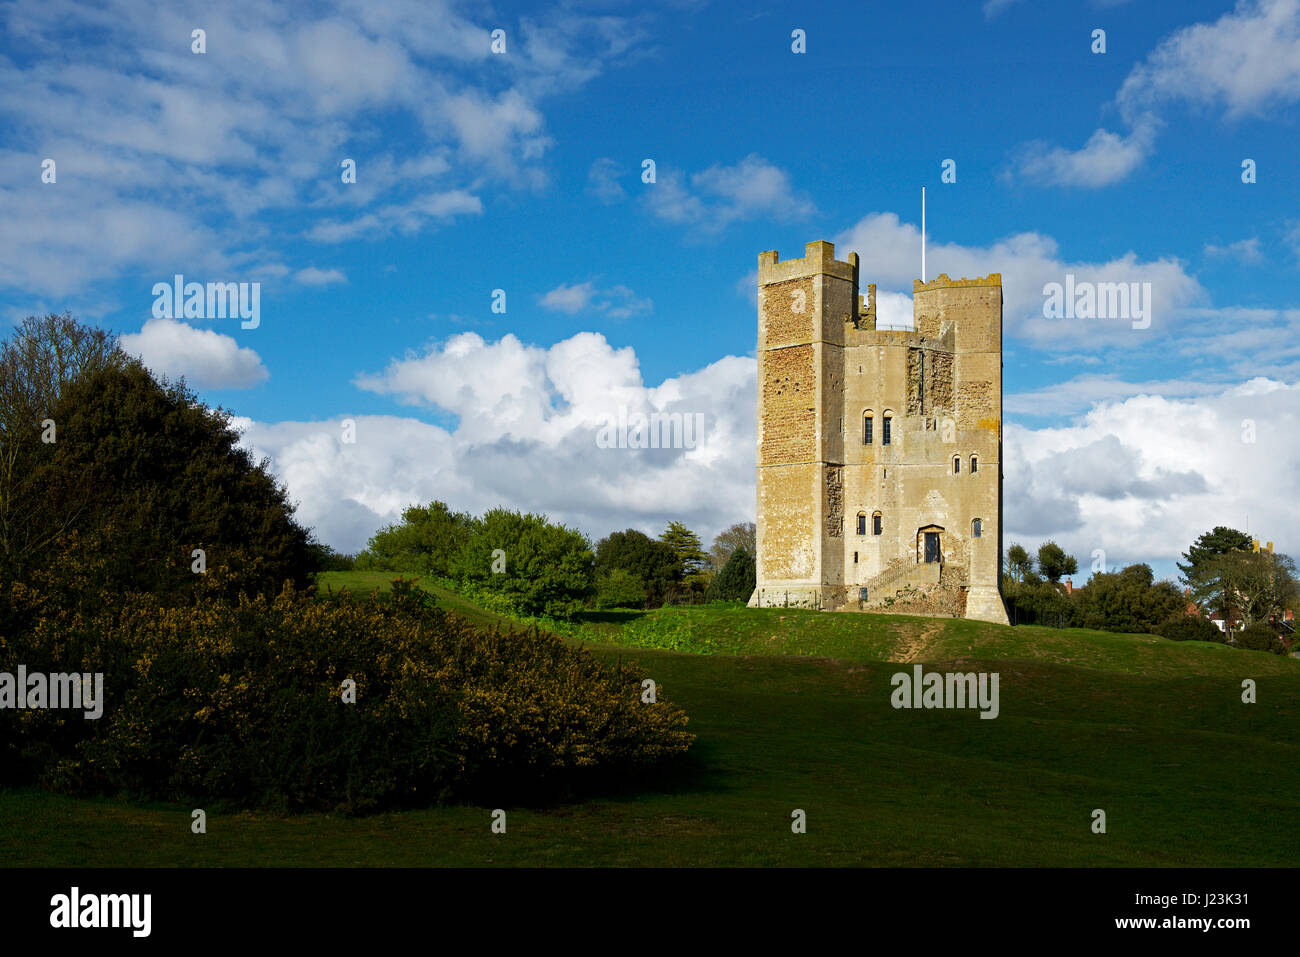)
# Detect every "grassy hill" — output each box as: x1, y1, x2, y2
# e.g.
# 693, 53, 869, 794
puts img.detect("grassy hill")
3, 573, 1296, 867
